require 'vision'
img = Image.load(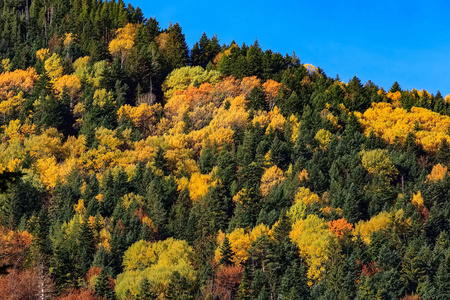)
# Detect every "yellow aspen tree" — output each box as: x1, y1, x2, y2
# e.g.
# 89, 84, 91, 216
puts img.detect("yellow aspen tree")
0, 68, 38, 99
266, 106, 286, 133
44, 53, 63, 84
215, 224, 271, 265
354, 211, 390, 244
357, 103, 450, 153
289, 214, 330, 285
116, 238, 196, 298
109, 23, 140, 67
359, 149, 398, 180
411, 191, 424, 210
36, 48, 50, 61
260, 165, 284, 197
53, 75, 82, 110
427, 164, 448, 182
314, 129, 332, 150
